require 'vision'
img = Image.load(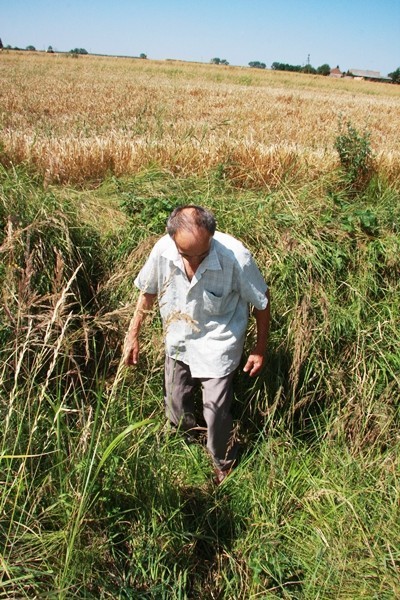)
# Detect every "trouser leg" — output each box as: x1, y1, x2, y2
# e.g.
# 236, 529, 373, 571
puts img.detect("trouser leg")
200, 371, 238, 471
164, 356, 197, 431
